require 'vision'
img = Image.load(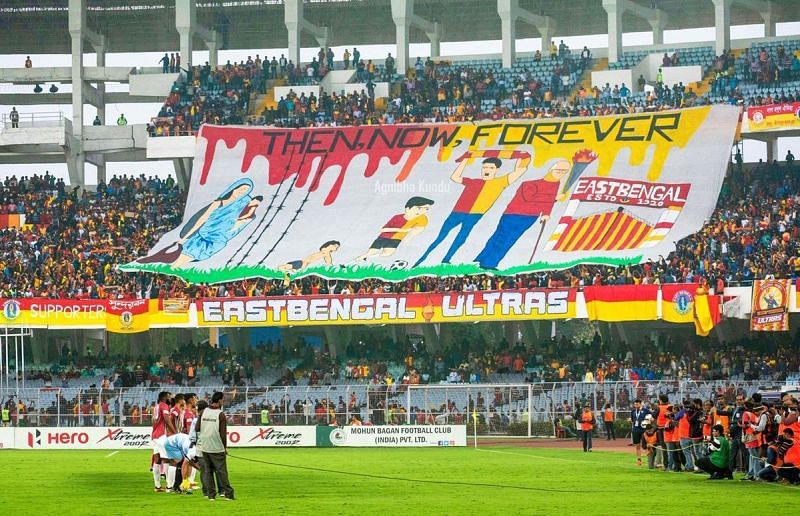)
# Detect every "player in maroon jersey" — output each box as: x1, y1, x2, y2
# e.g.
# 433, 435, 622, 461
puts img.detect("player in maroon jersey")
183, 393, 200, 490
151, 391, 177, 492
